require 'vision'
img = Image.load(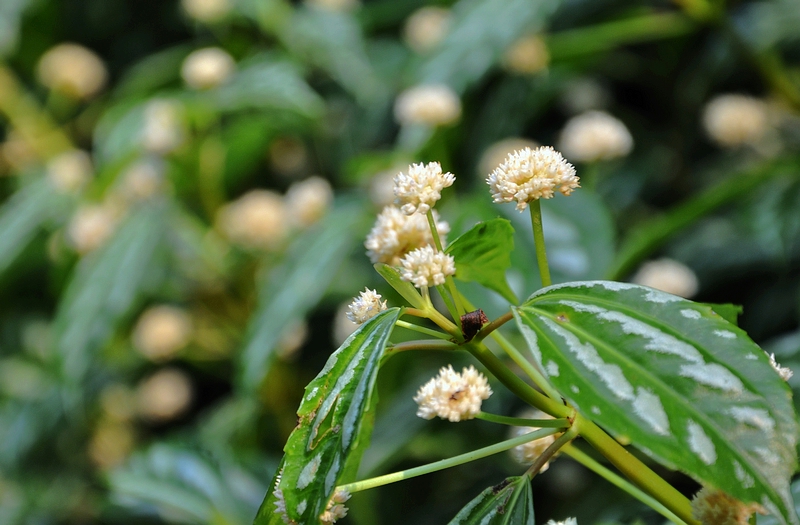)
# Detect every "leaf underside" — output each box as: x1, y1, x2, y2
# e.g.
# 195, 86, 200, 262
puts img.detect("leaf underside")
514, 281, 799, 525
447, 476, 534, 525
